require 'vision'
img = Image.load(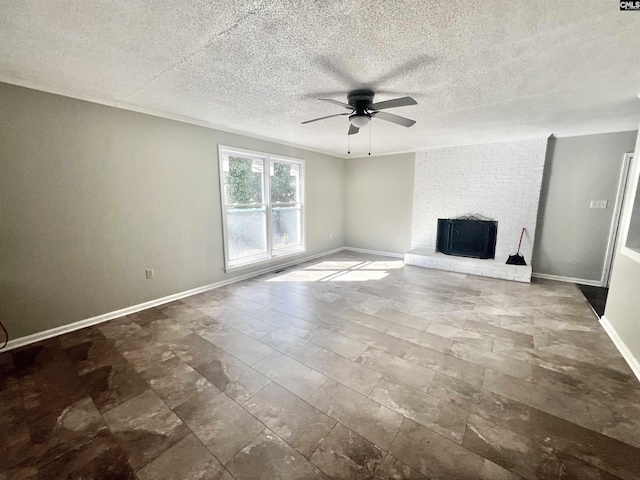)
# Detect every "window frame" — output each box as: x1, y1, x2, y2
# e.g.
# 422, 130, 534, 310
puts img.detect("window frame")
218, 145, 306, 272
